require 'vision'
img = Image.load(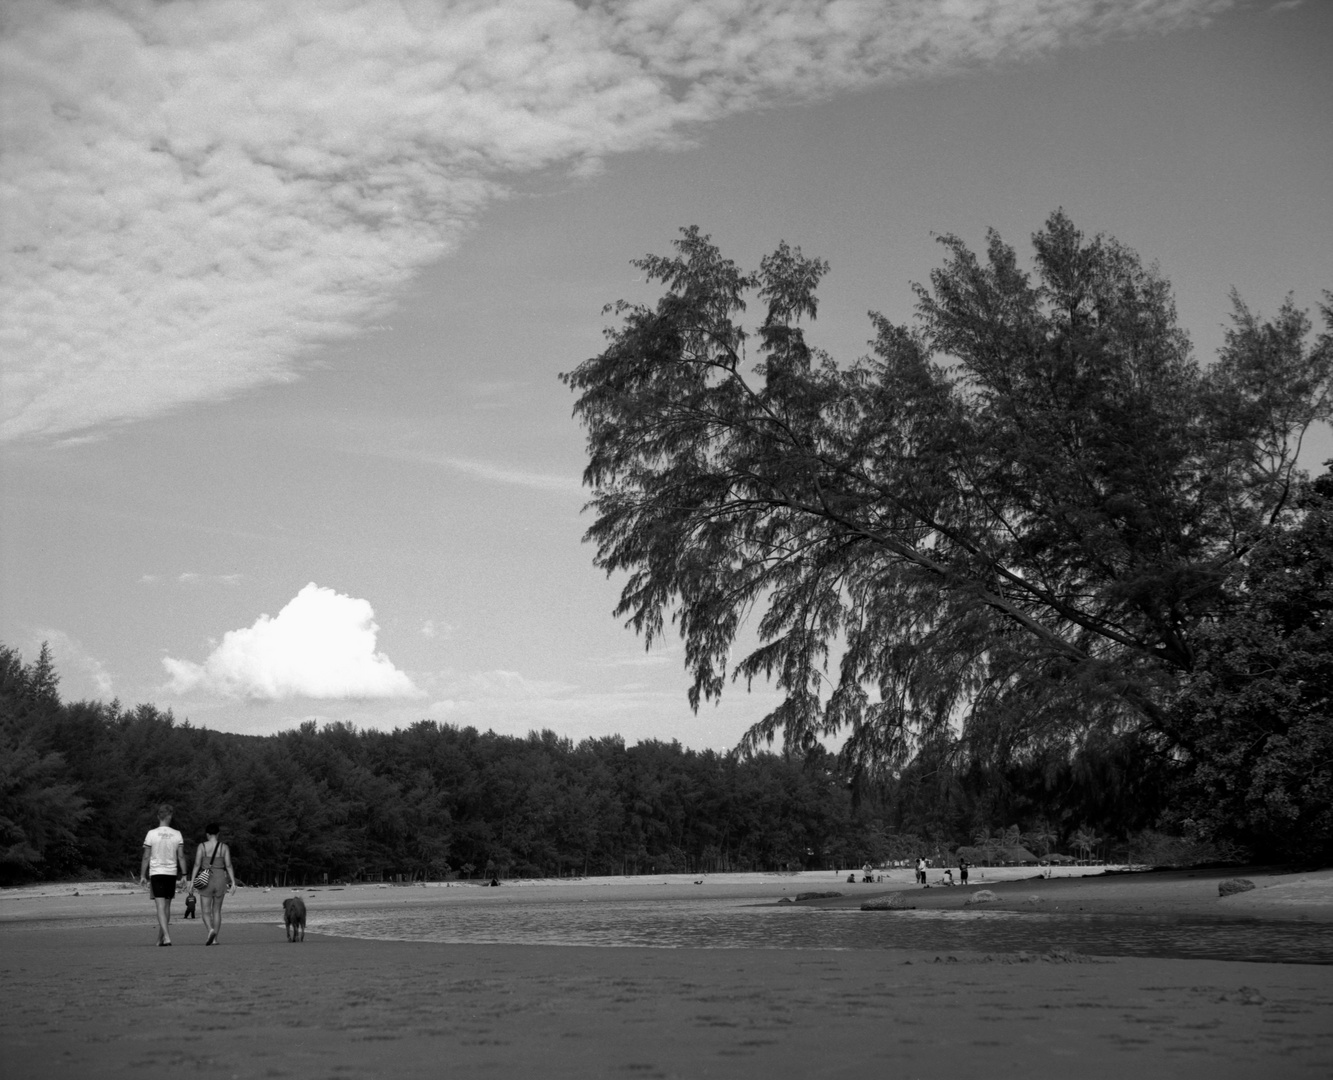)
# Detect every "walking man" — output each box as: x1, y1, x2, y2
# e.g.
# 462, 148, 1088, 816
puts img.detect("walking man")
139, 803, 186, 946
